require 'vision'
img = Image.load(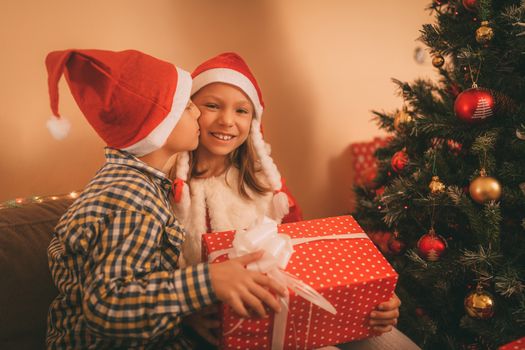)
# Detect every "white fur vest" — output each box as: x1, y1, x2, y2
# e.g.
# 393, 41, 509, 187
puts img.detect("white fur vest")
174, 168, 281, 265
